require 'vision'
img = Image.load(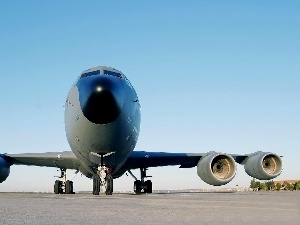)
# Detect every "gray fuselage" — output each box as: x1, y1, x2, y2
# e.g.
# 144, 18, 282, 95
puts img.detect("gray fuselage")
64, 66, 141, 178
